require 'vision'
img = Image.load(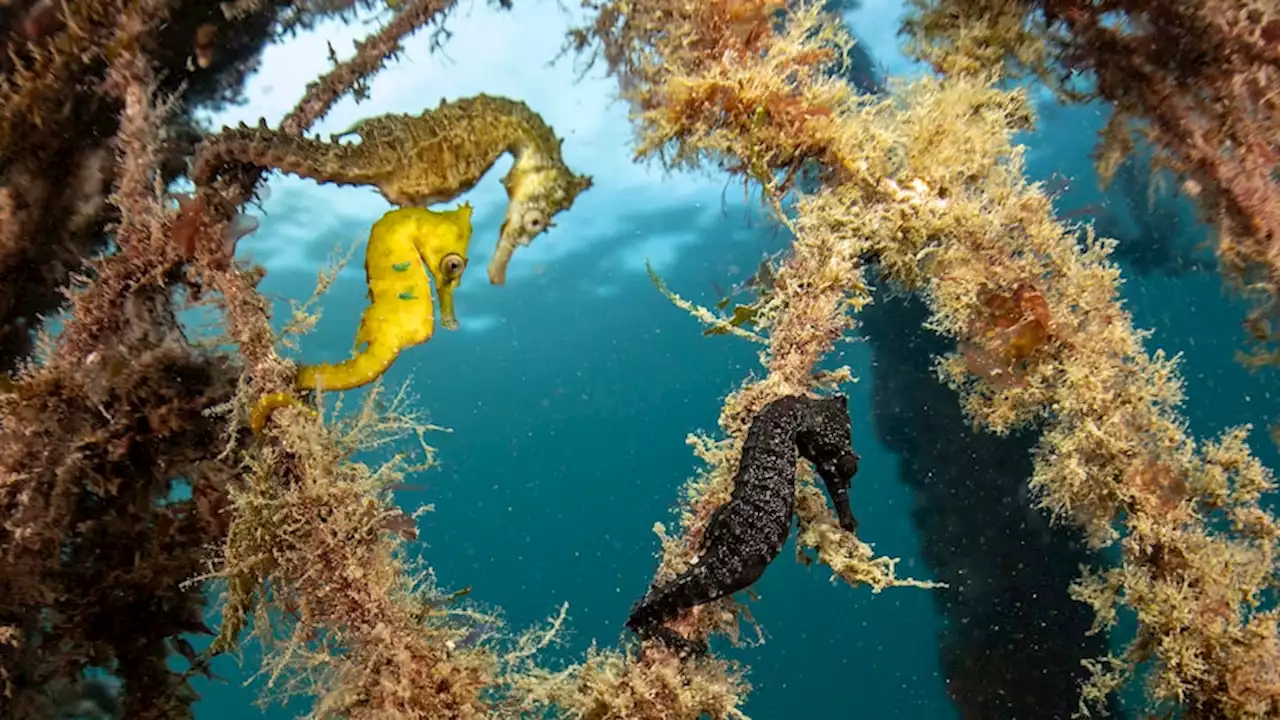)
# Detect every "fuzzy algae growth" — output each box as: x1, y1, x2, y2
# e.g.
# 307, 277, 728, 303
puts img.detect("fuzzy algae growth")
220, 1, 1280, 716
900, 0, 1280, 417
213, 384, 499, 717
4, 0, 1276, 716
